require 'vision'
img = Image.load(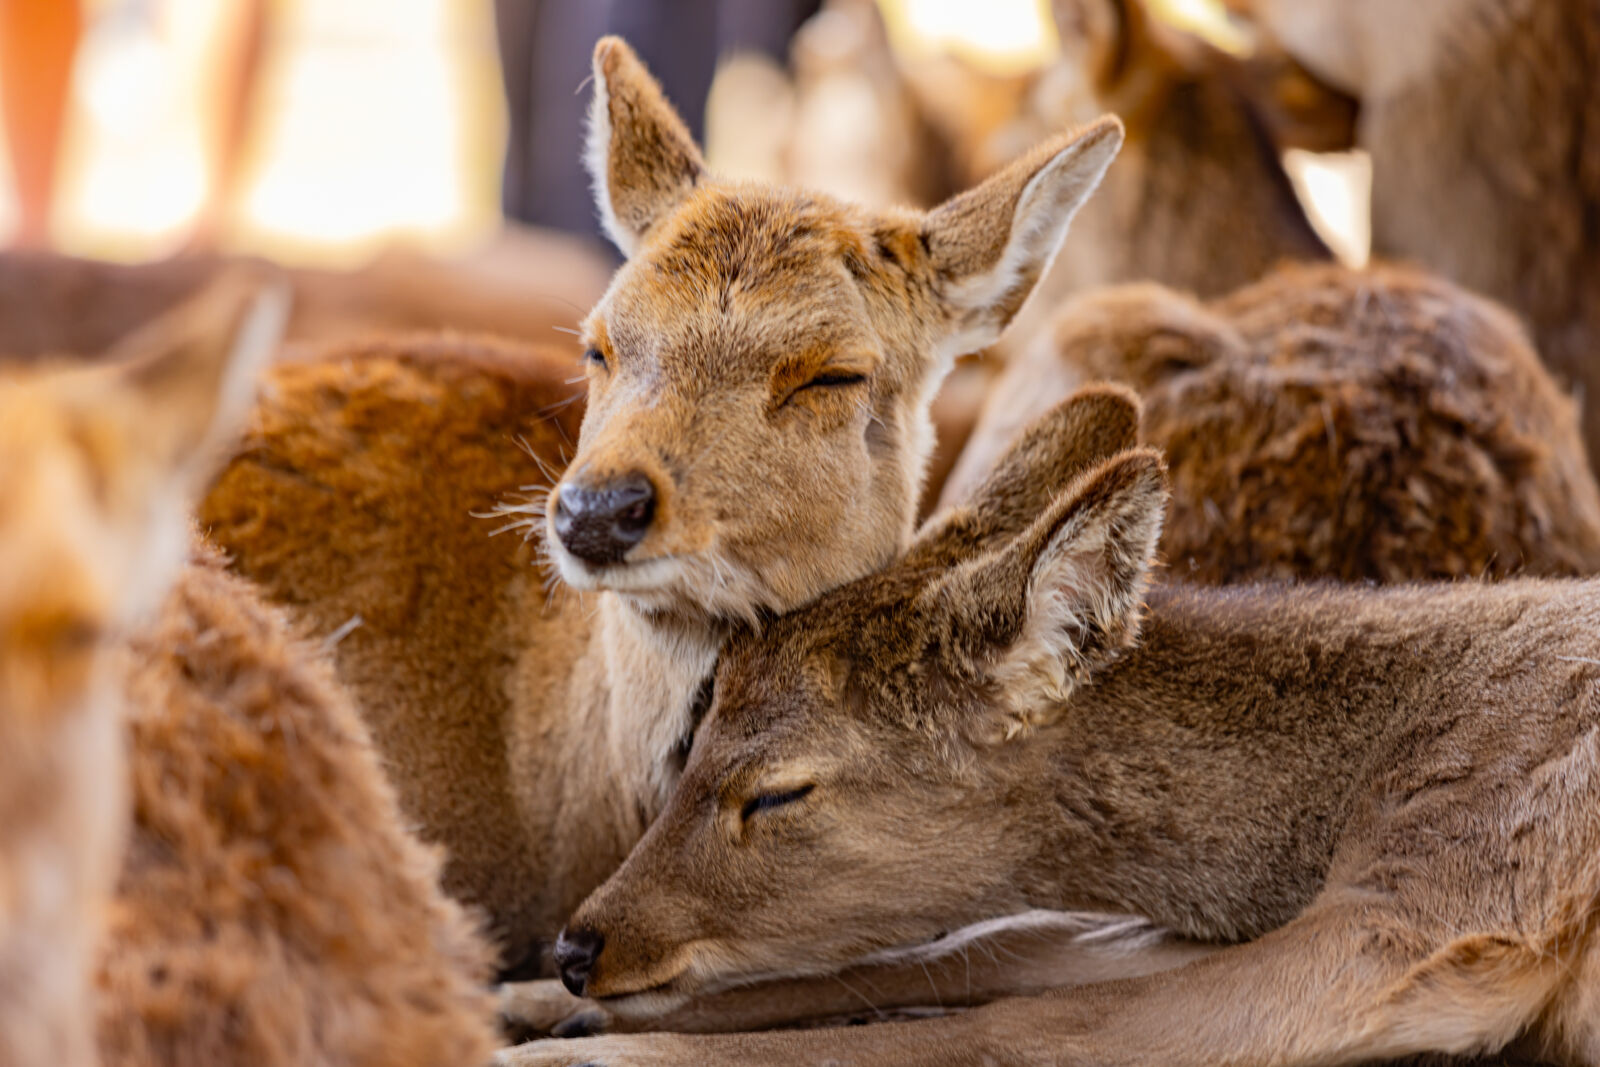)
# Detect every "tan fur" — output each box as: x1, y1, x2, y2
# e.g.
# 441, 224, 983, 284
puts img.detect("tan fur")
201, 37, 1126, 971
506, 409, 1600, 1066
1235, 0, 1600, 465
944, 261, 1600, 583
